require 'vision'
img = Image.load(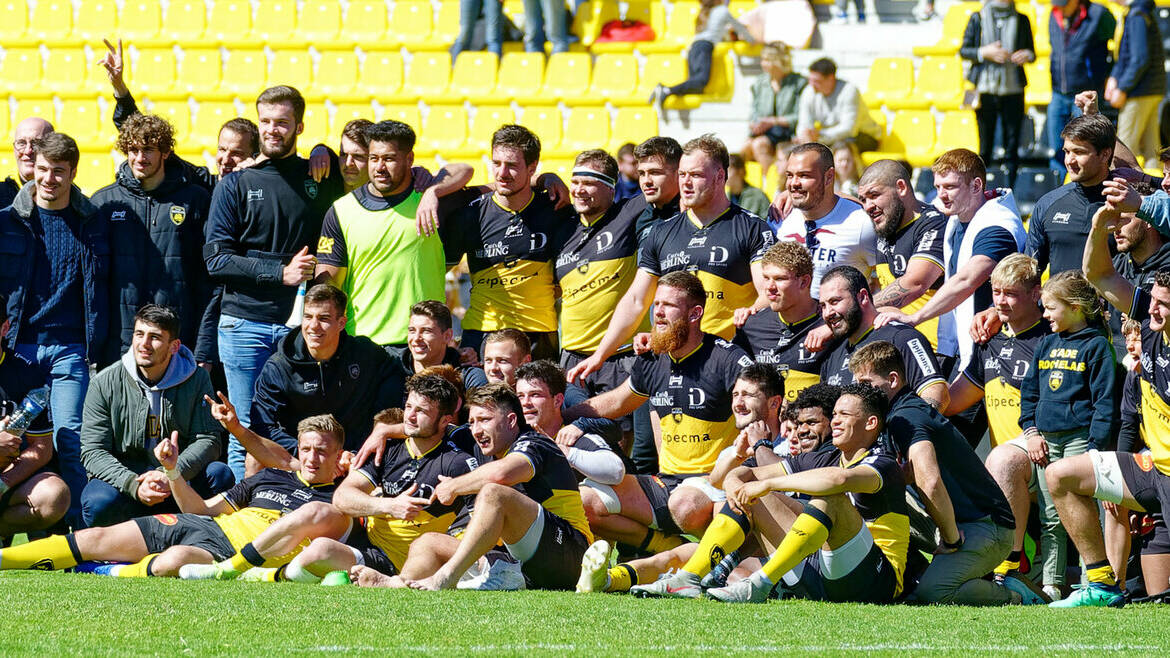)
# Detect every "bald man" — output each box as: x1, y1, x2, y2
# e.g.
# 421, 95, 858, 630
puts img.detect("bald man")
1, 117, 54, 208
